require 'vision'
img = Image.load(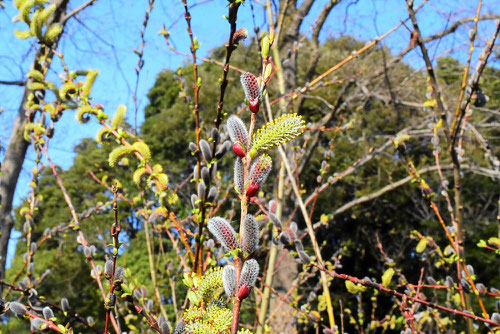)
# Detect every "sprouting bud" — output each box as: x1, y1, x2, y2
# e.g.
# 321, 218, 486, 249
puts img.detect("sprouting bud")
87, 316, 95, 327
83, 246, 91, 258
240, 72, 261, 113
248, 154, 272, 189
30, 242, 37, 252
133, 289, 143, 300
206, 239, 215, 249
232, 28, 248, 45
188, 142, 197, 153
269, 213, 282, 229
89, 245, 96, 256
279, 231, 291, 244
222, 265, 237, 297
201, 167, 210, 186
96, 264, 103, 275
268, 199, 277, 213
234, 158, 244, 194
114, 266, 125, 282
207, 186, 218, 202
28, 263, 34, 274
289, 221, 298, 238
191, 194, 198, 208
18, 281, 27, 290
61, 298, 70, 312
426, 276, 437, 285
466, 265, 474, 276
241, 215, 259, 254
215, 140, 231, 160
239, 259, 259, 292
104, 259, 113, 279
199, 139, 212, 162
31, 318, 46, 331
23, 221, 30, 233
294, 240, 304, 252
207, 217, 239, 251
9, 302, 27, 316
158, 314, 170, 334
197, 181, 206, 199
461, 279, 471, 293
476, 283, 485, 294
298, 250, 311, 264
210, 128, 219, 142
42, 306, 54, 320
145, 299, 154, 312
491, 313, 500, 324
227, 115, 248, 149
23, 252, 29, 263
105, 293, 116, 308
445, 276, 454, 288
